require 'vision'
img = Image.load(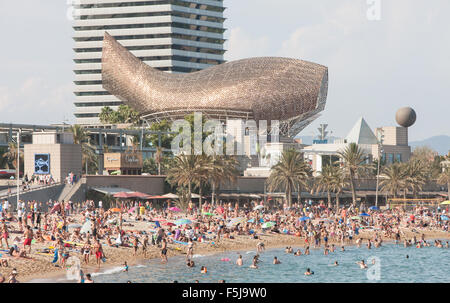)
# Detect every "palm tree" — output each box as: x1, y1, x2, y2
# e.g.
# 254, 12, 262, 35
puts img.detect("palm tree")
404, 160, 426, 198
266, 149, 310, 207
2, 142, 21, 169
69, 125, 96, 174
154, 147, 163, 175
314, 165, 335, 208
329, 165, 348, 211
379, 163, 407, 199
166, 154, 203, 206
337, 143, 368, 206
437, 165, 450, 200
191, 155, 213, 211
296, 160, 312, 204
209, 156, 239, 205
